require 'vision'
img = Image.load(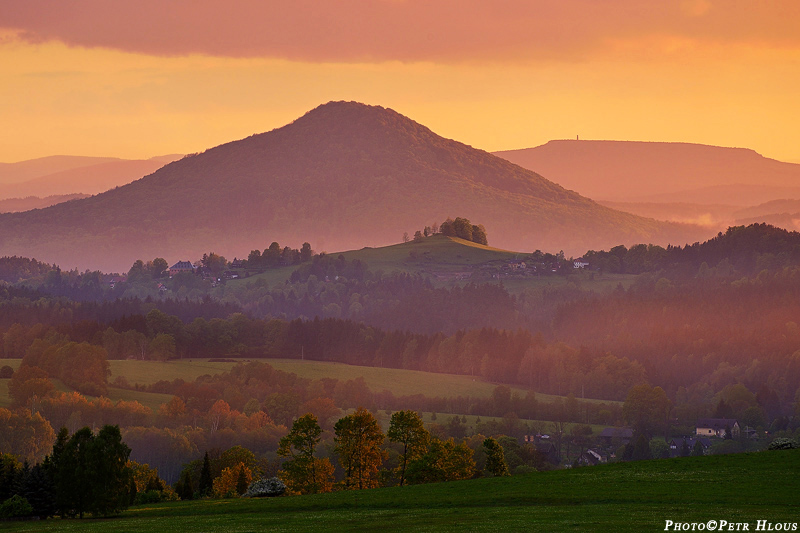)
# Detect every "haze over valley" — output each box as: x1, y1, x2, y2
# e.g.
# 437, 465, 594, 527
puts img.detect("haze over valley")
1, 2, 799, 530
